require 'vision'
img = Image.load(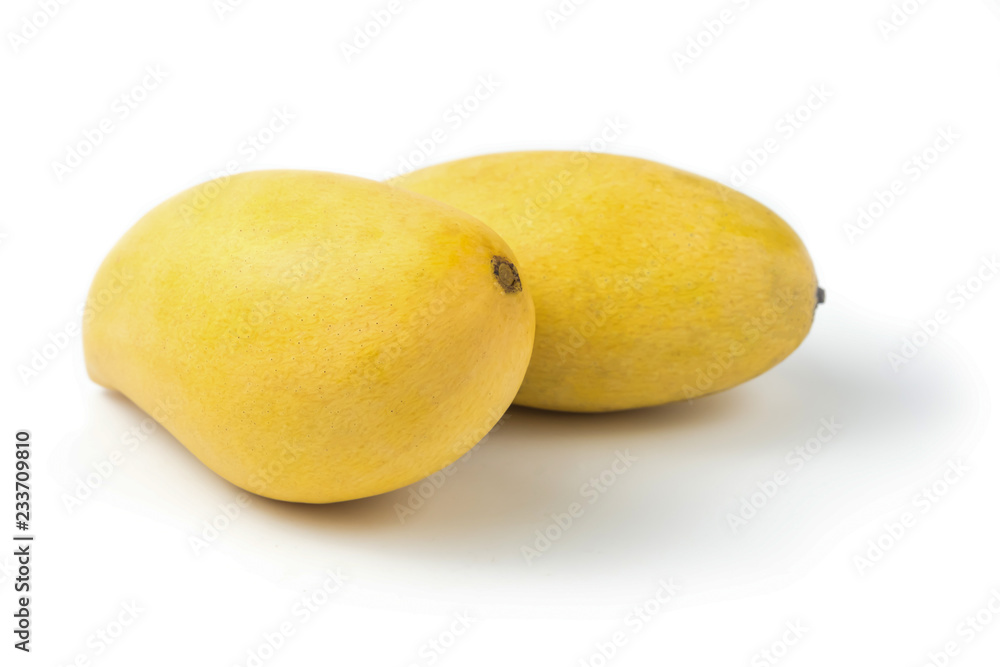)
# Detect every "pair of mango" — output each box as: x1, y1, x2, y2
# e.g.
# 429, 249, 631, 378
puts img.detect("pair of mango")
84, 152, 821, 503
